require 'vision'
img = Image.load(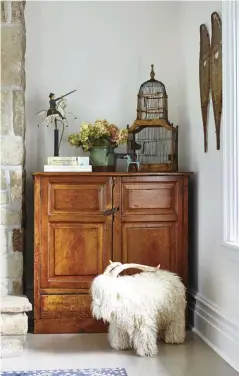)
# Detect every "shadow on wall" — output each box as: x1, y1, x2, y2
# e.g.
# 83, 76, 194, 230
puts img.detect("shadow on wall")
174, 19, 199, 325
25, 96, 46, 330
188, 173, 199, 327
25, 174, 34, 331
189, 173, 199, 292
